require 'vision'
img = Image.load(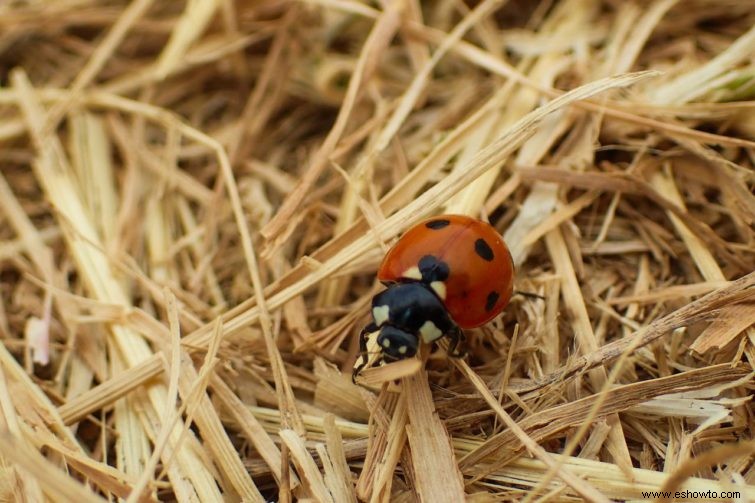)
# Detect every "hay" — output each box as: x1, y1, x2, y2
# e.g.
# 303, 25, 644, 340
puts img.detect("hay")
0, 0, 753, 501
